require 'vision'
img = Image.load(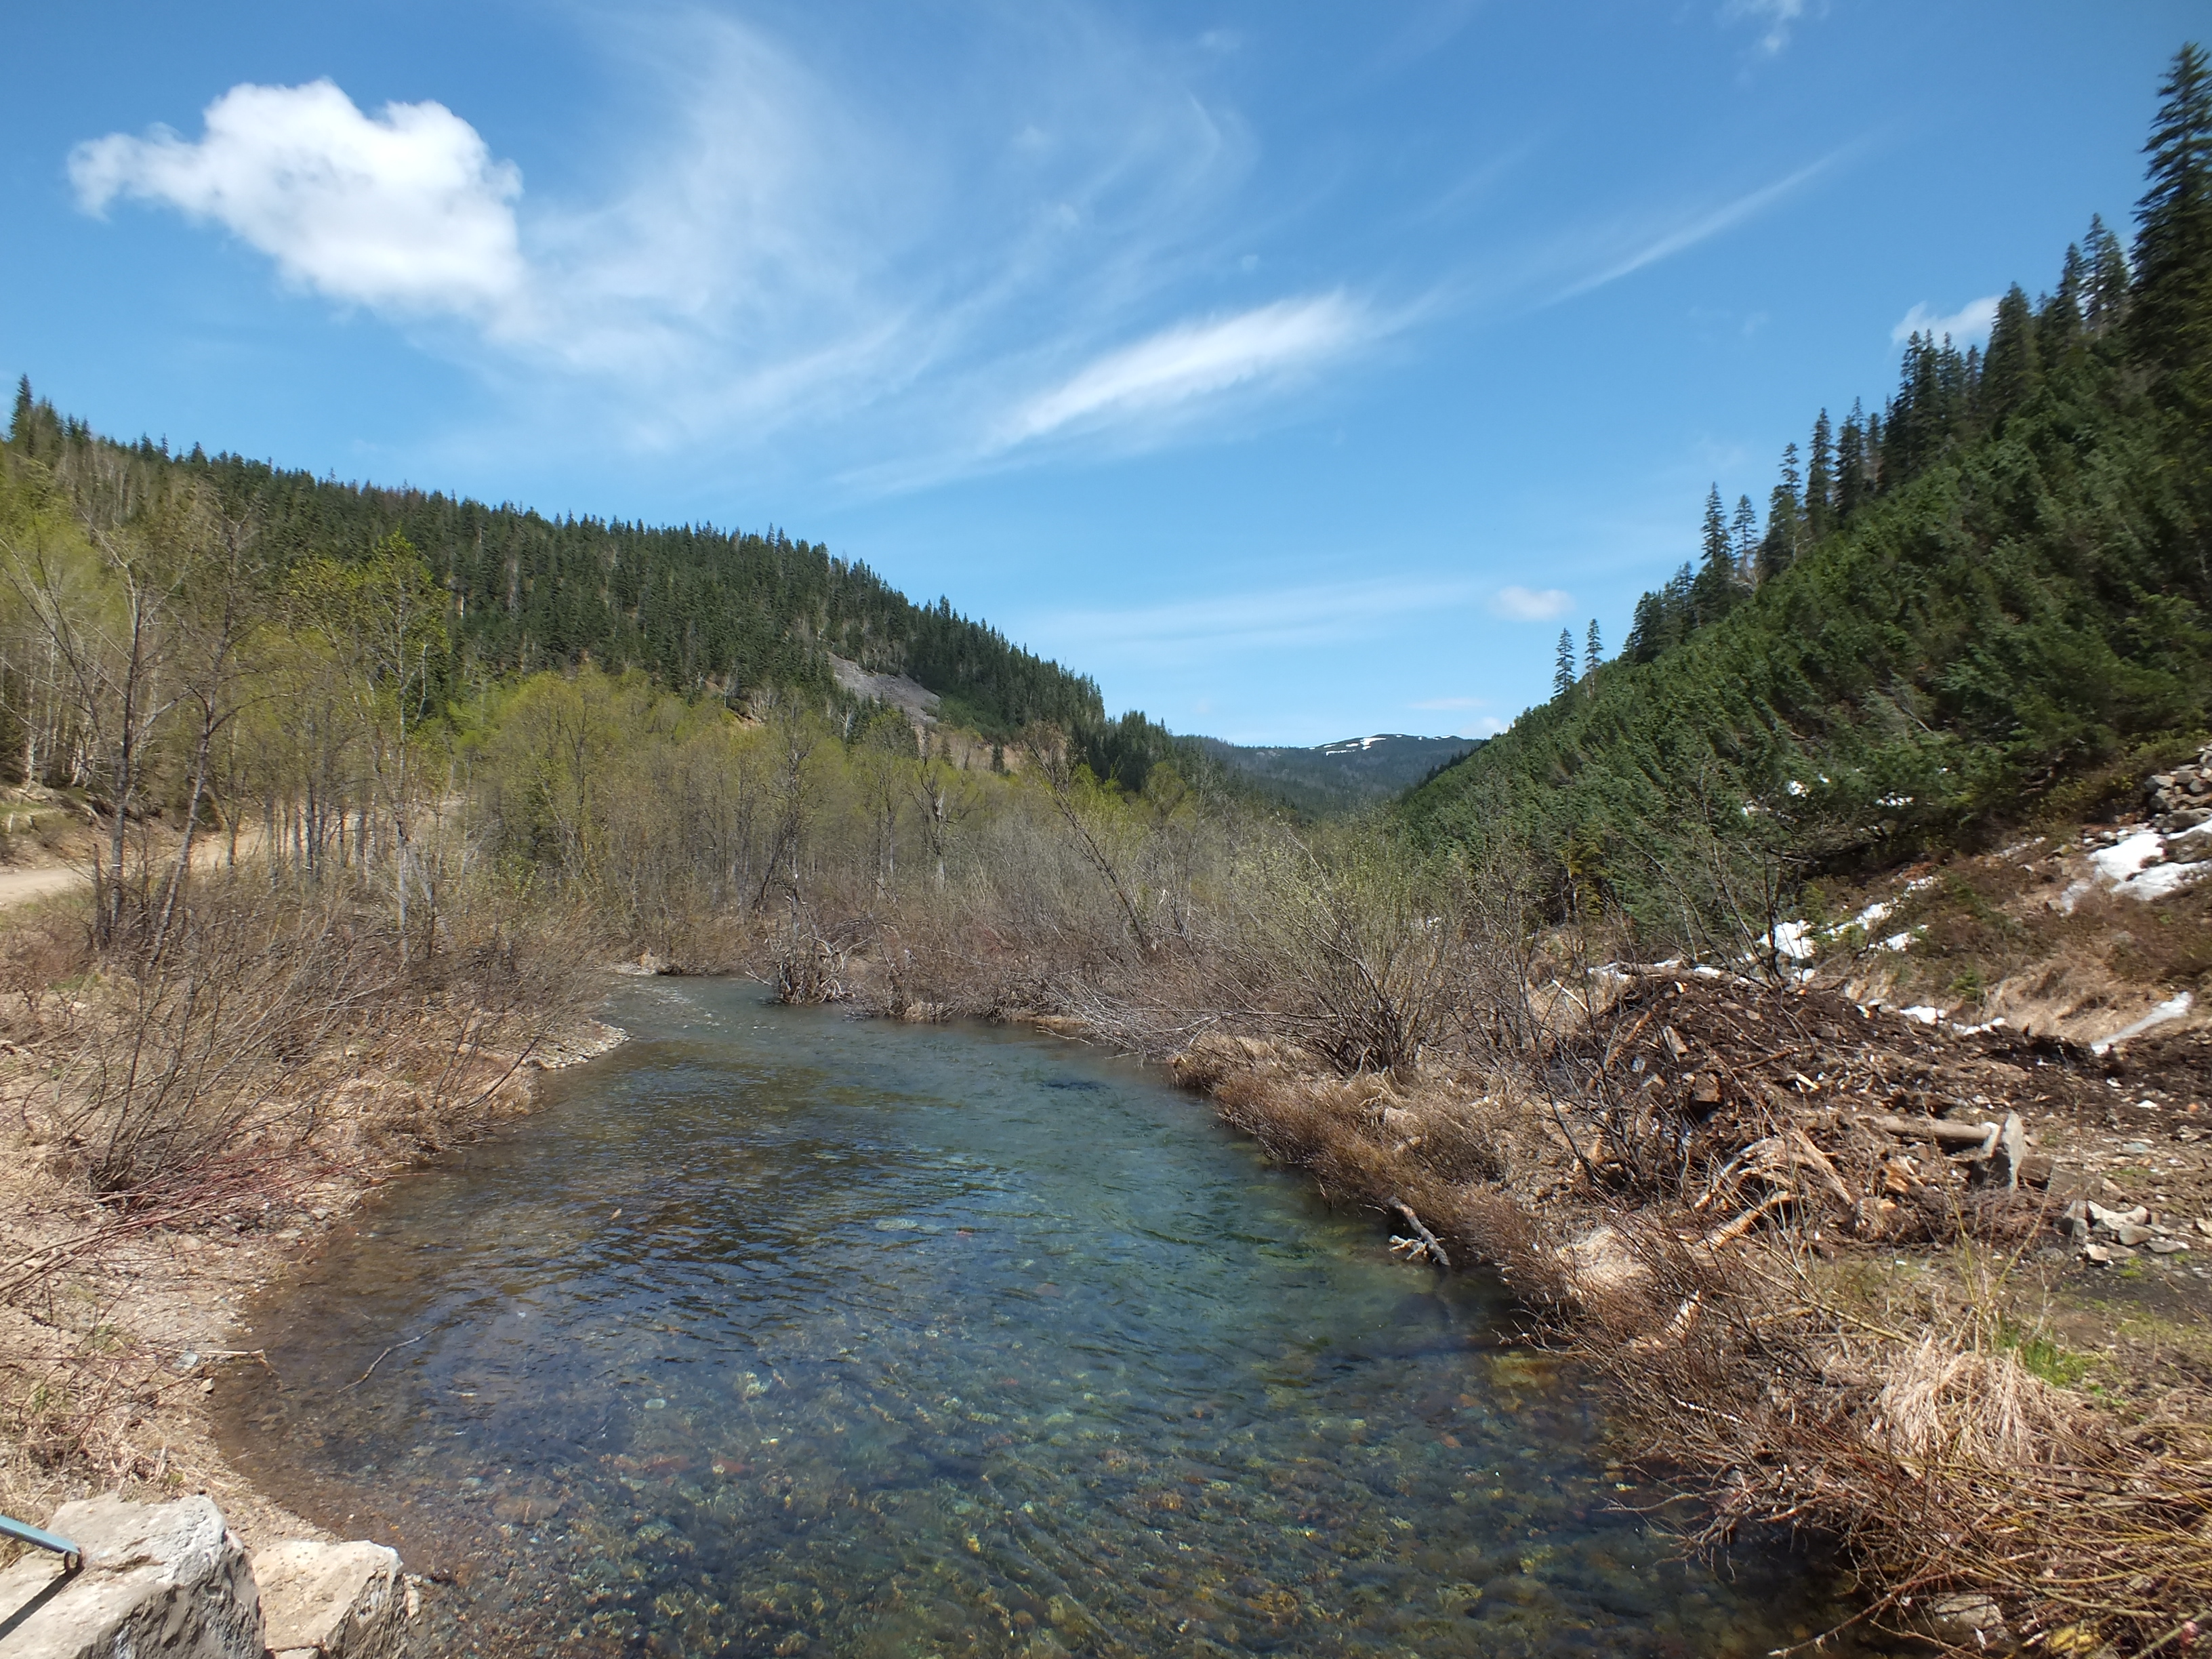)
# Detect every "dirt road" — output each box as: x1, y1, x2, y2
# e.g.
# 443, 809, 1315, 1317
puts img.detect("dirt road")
0, 862, 86, 907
